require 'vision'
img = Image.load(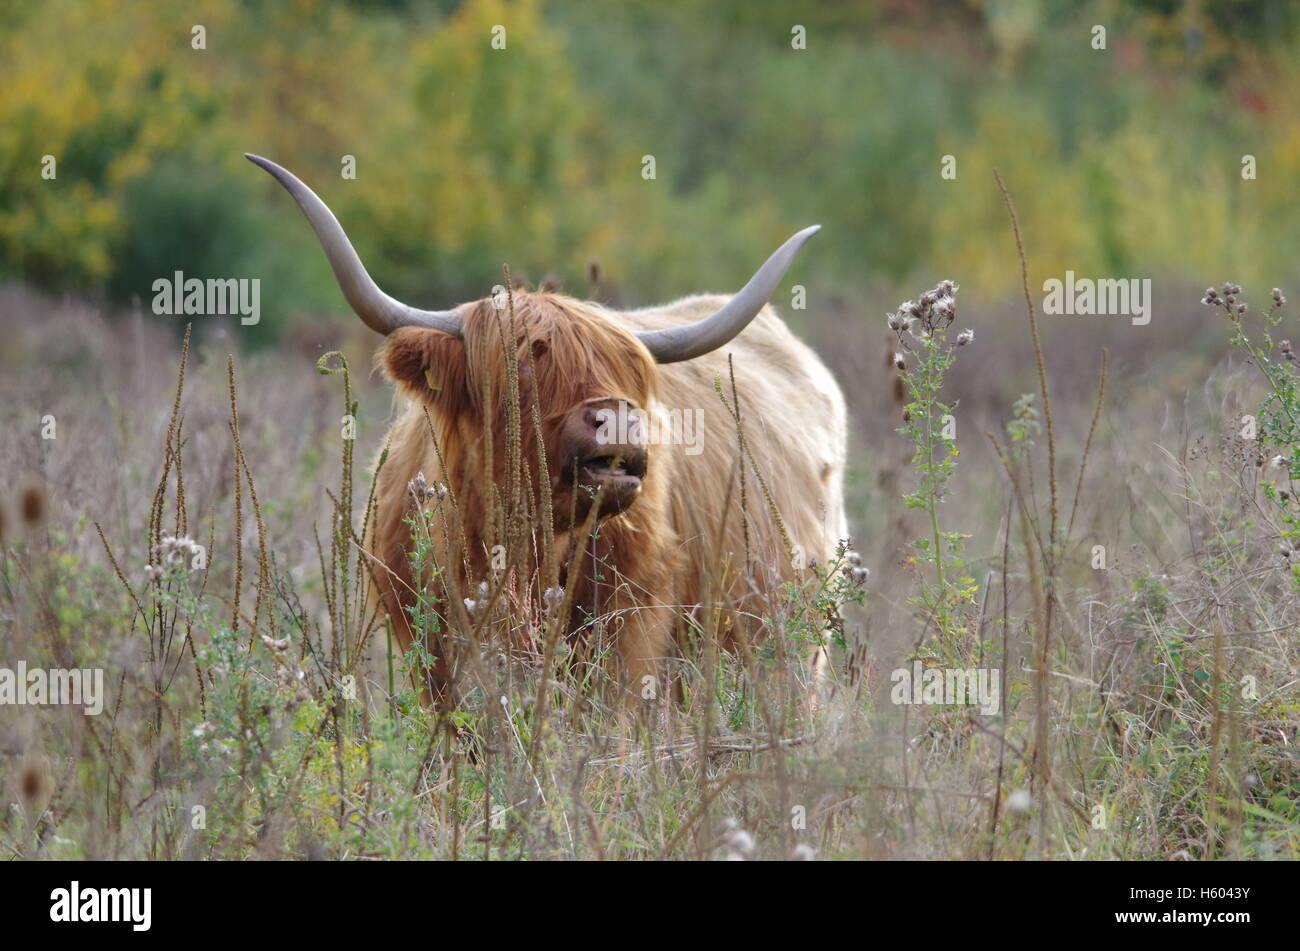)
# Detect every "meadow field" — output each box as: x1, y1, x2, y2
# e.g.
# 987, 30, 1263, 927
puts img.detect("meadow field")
0, 0, 1297, 861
